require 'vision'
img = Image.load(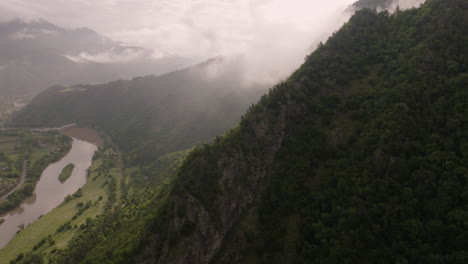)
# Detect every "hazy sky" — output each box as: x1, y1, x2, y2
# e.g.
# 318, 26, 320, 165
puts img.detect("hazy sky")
0, 0, 357, 58
0, 0, 426, 85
